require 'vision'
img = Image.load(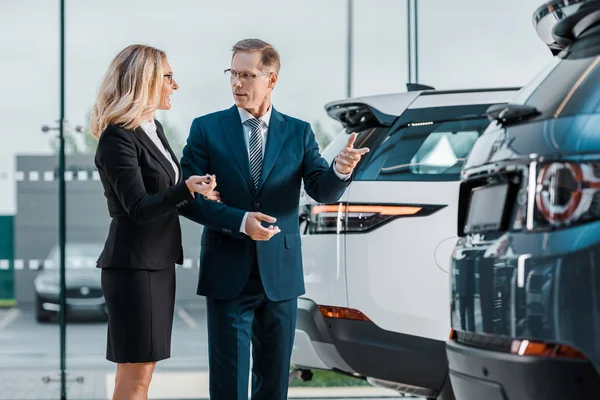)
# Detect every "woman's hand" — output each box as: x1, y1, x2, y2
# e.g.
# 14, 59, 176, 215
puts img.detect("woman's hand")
203, 190, 221, 203
186, 175, 217, 196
